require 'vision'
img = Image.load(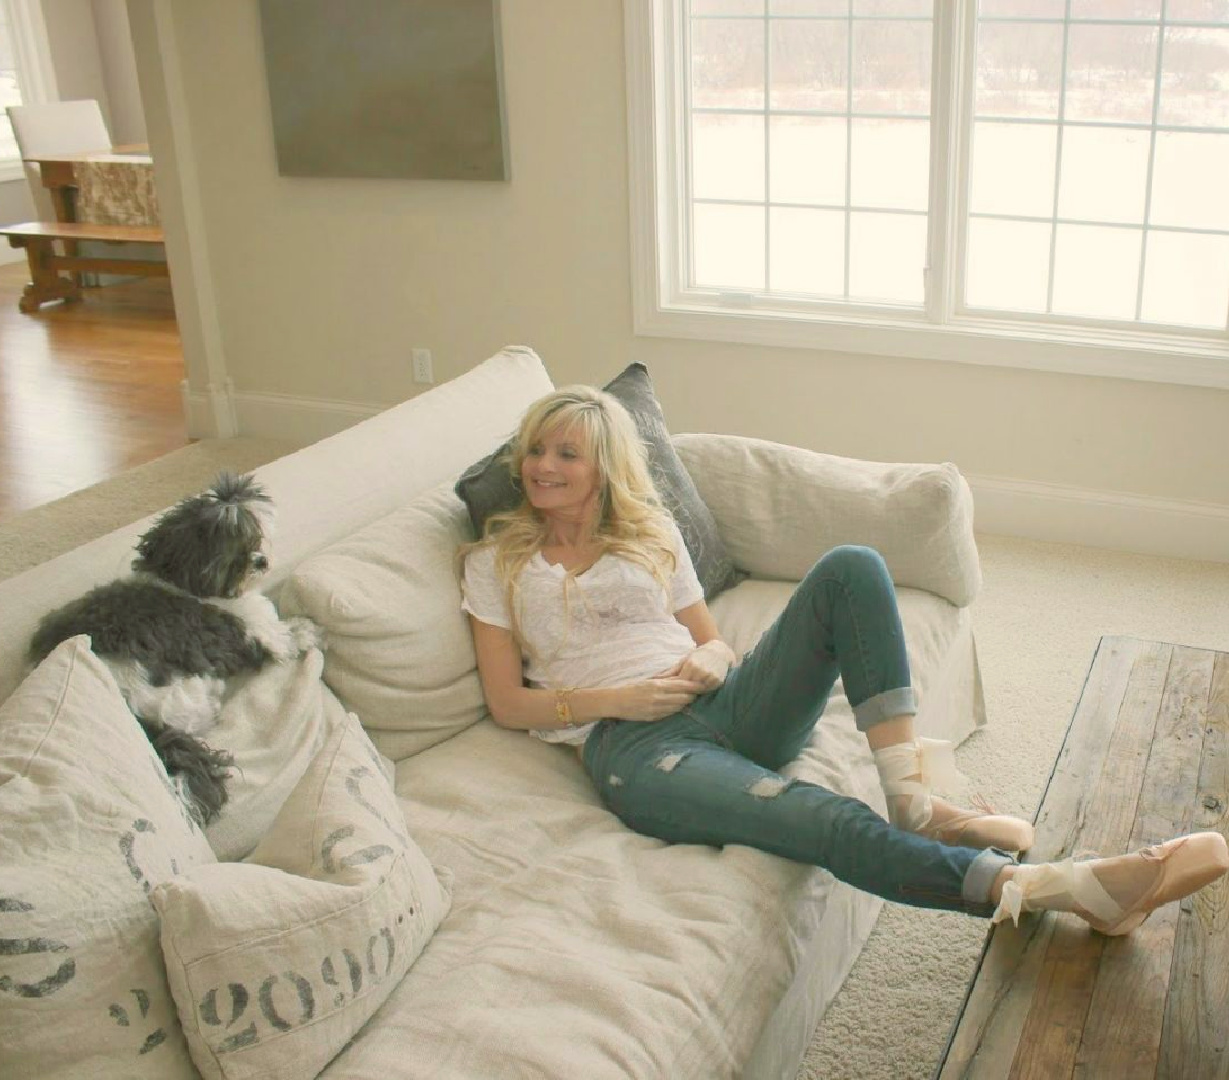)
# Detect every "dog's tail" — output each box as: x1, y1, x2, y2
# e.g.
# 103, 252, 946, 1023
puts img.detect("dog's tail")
141, 719, 234, 826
